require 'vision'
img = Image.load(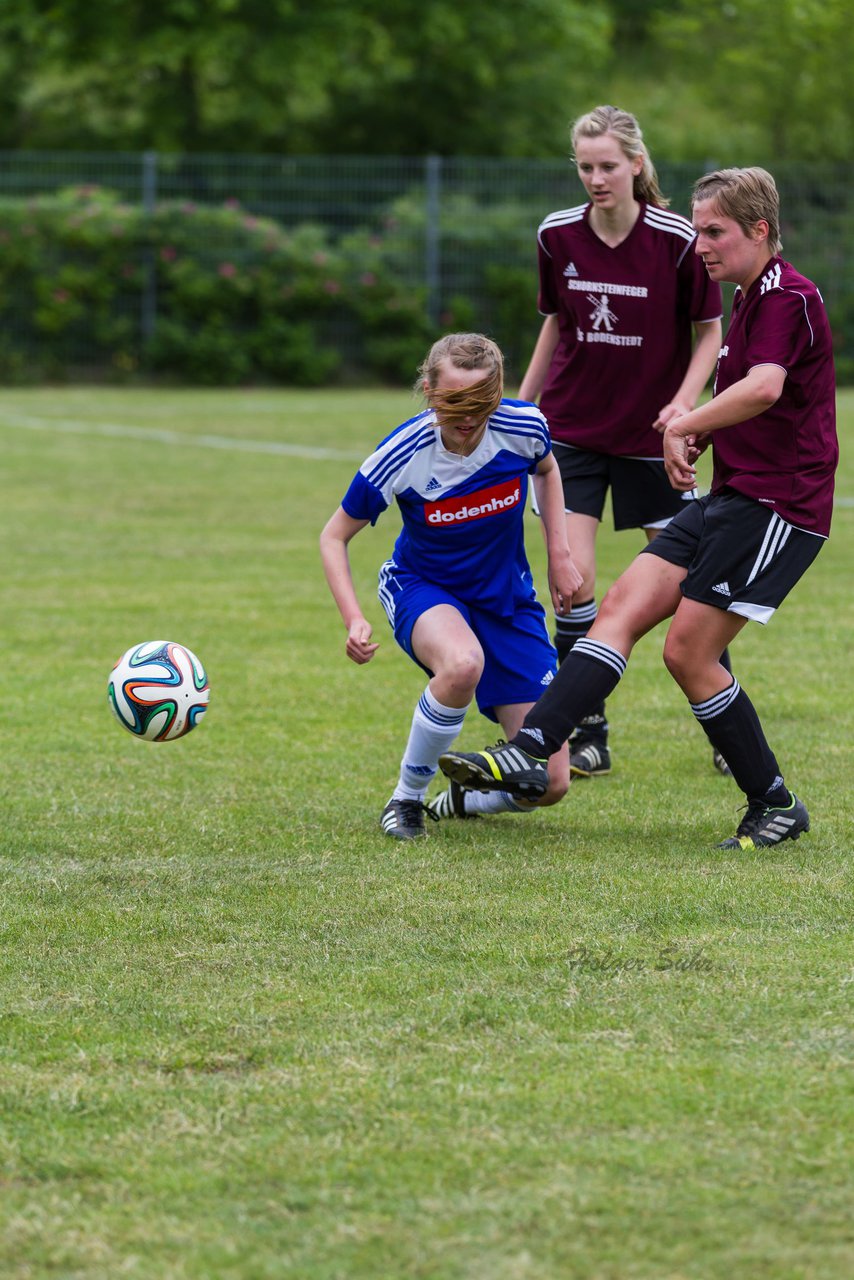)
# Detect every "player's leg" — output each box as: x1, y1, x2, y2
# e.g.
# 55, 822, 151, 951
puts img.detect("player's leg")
536, 446, 613, 777
496, 700, 569, 807
616, 455, 735, 777
662, 597, 807, 847
440, 552, 687, 795
431, 699, 570, 819
645, 522, 733, 776
660, 492, 824, 848
381, 591, 482, 839
434, 597, 571, 812
561, 512, 613, 777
